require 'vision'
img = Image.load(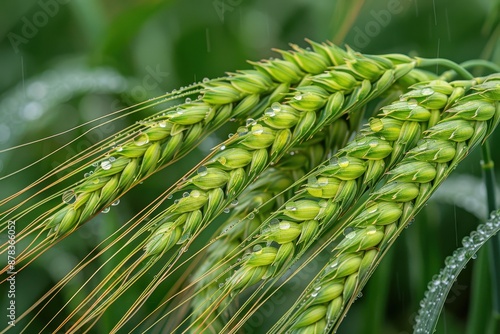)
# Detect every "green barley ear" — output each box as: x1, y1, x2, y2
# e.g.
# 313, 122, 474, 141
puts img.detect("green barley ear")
9, 40, 367, 249
272, 75, 500, 334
